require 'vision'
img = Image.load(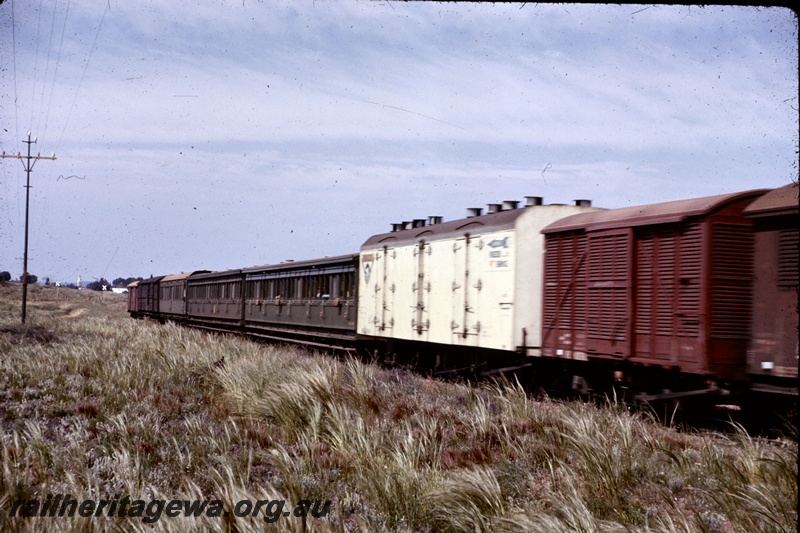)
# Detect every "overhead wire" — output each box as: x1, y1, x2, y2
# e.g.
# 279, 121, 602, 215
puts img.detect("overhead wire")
30, 0, 67, 252
9, 0, 21, 153
19, 0, 59, 276
28, 0, 43, 133
2, 0, 23, 258
34, 0, 60, 138
41, 0, 71, 144
55, 0, 110, 152
42, 1, 110, 282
